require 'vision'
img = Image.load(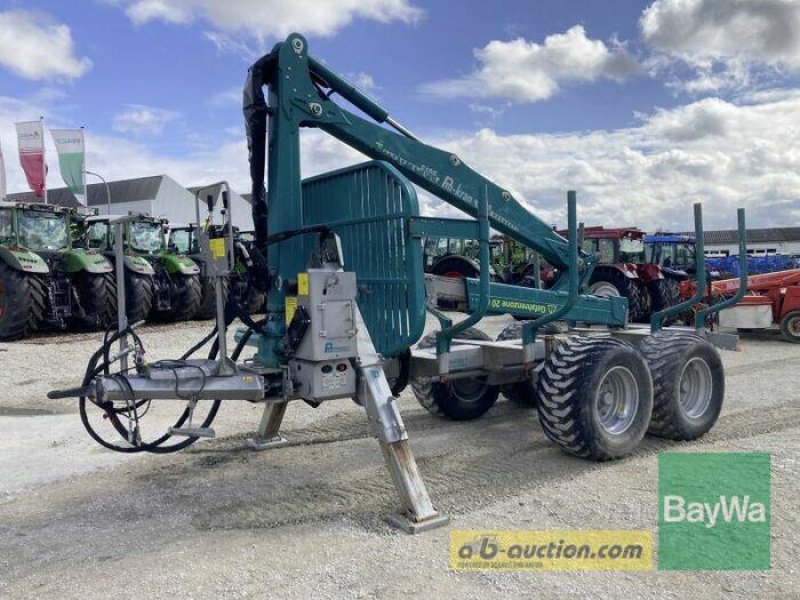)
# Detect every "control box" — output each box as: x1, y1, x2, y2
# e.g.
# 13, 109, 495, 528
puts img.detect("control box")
288, 359, 356, 401
293, 269, 358, 362
288, 269, 359, 401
